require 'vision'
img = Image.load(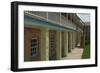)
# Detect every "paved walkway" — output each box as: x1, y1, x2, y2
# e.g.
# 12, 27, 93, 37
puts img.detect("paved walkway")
62, 48, 84, 60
